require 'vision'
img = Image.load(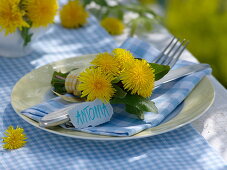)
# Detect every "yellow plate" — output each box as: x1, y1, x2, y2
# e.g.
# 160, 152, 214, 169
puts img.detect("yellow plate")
11, 55, 215, 140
